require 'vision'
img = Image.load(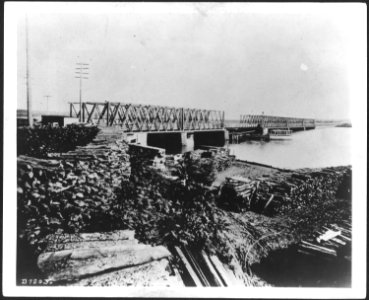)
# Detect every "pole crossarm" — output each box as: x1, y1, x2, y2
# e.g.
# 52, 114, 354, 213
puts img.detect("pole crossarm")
75, 62, 89, 122
69, 102, 225, 132
239, 114, 315, 129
